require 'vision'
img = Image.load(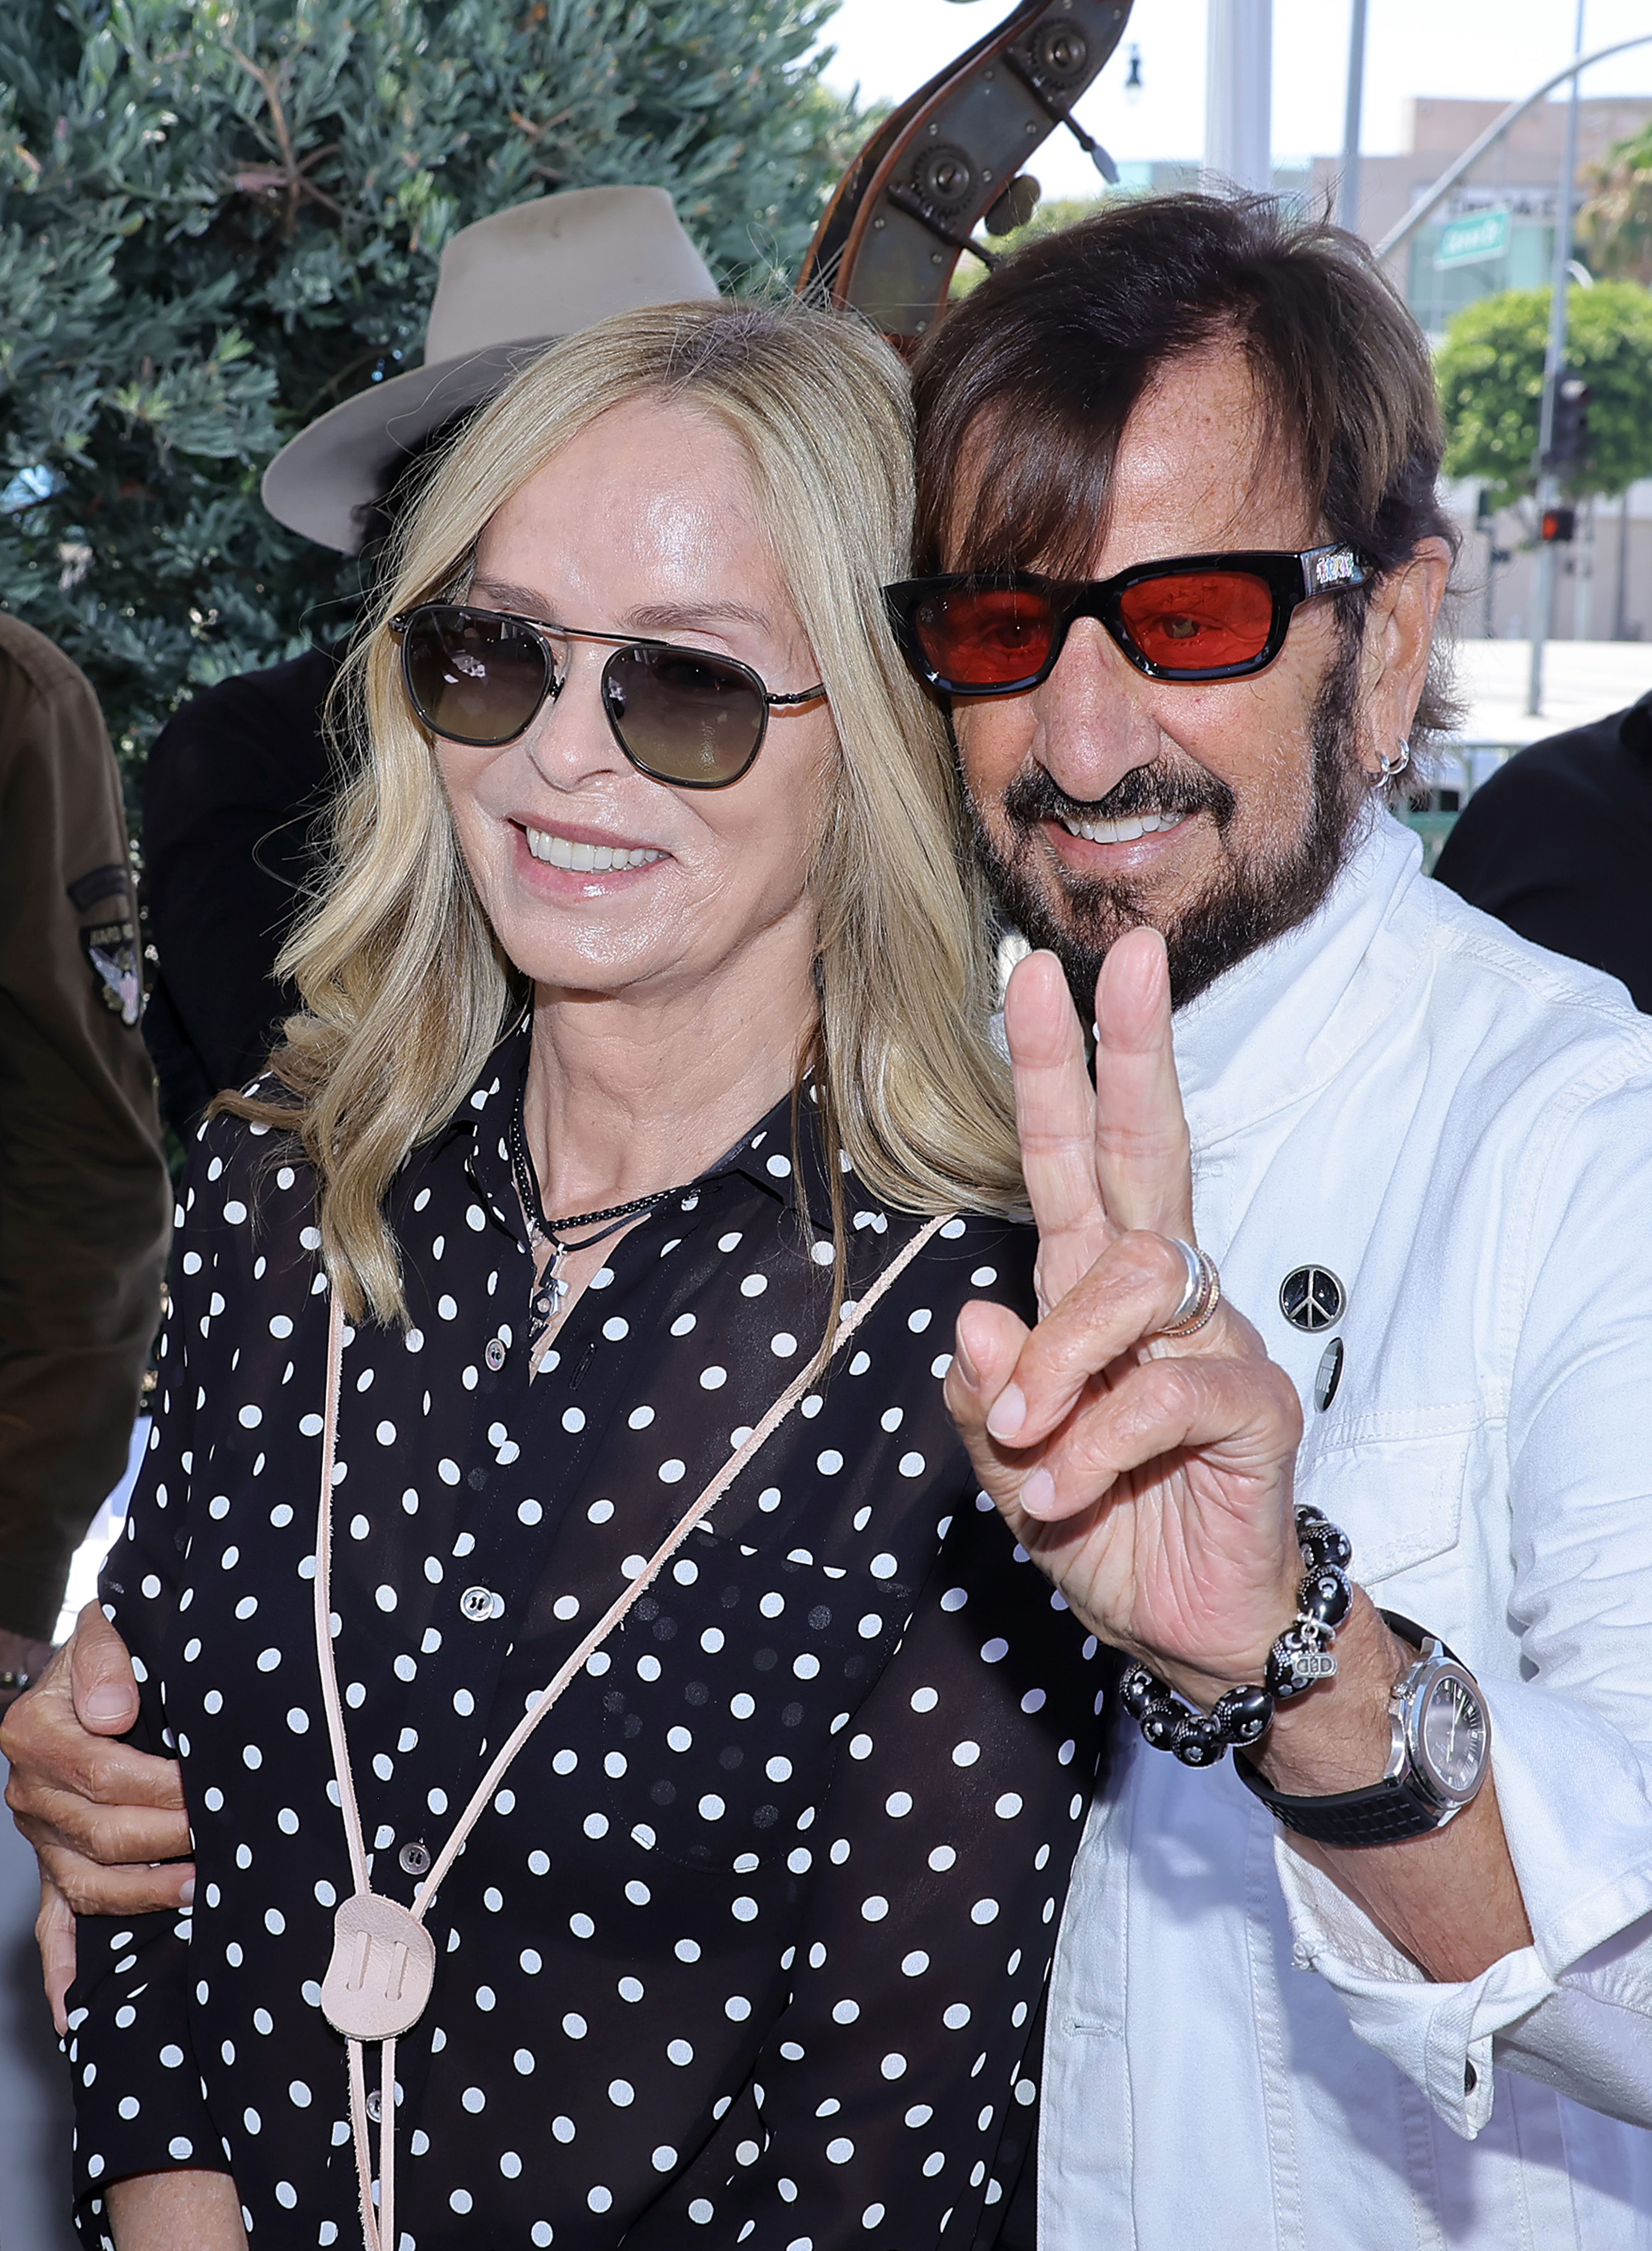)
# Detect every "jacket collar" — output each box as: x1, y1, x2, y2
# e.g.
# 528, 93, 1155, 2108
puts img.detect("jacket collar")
1172, 807, 1431, 1148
